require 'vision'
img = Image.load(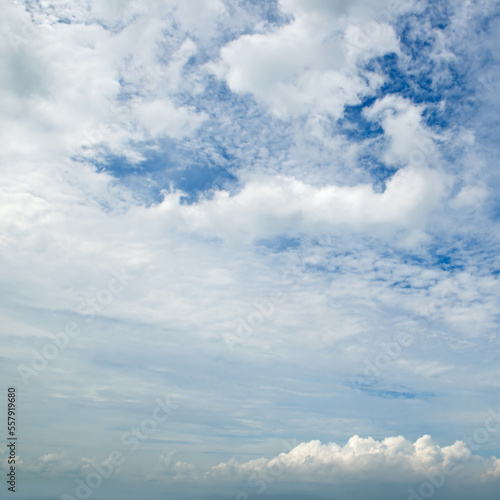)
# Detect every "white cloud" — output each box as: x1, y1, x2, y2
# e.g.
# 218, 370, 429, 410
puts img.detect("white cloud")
209, 0, 403, 117
450, 185, 488, 210
209, 434, 500, 483
364, 95, 438, 167
131, 99, 207, 140
18, 452, 75, 475
278, 0, 416, 18
175, 166, 445, 241
0, 1, 207, 166
396, 359, 455, 378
